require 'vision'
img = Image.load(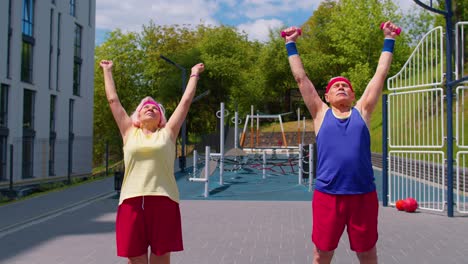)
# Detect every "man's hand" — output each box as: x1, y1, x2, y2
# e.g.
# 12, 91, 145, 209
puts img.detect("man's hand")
281, 27, 301, 43
381, 21, 400, 39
